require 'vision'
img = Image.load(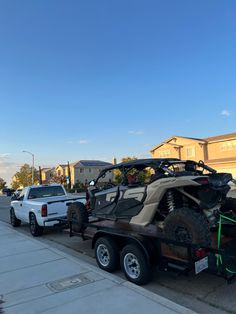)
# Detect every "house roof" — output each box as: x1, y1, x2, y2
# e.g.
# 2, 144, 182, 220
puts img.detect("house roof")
204, 132, 236, 143
40, 168, 52, 172
150, 133, 236, 153
72, 160, 112, 168
150, 135, 206, 152
56, 164, 67, 169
